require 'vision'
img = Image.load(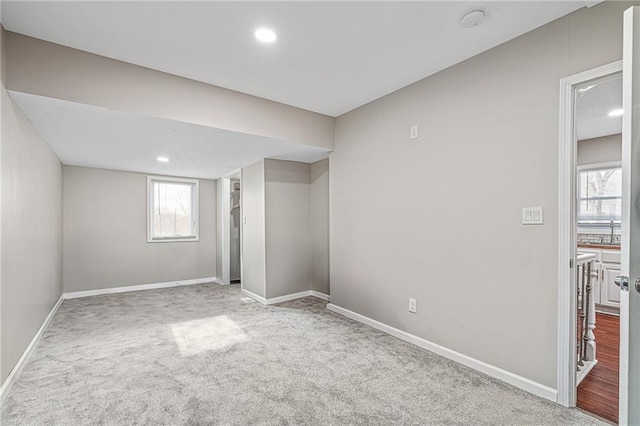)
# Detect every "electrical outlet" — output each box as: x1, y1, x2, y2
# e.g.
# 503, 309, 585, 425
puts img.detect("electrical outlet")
409, 298, 417, 313
410, 125, 418, 140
